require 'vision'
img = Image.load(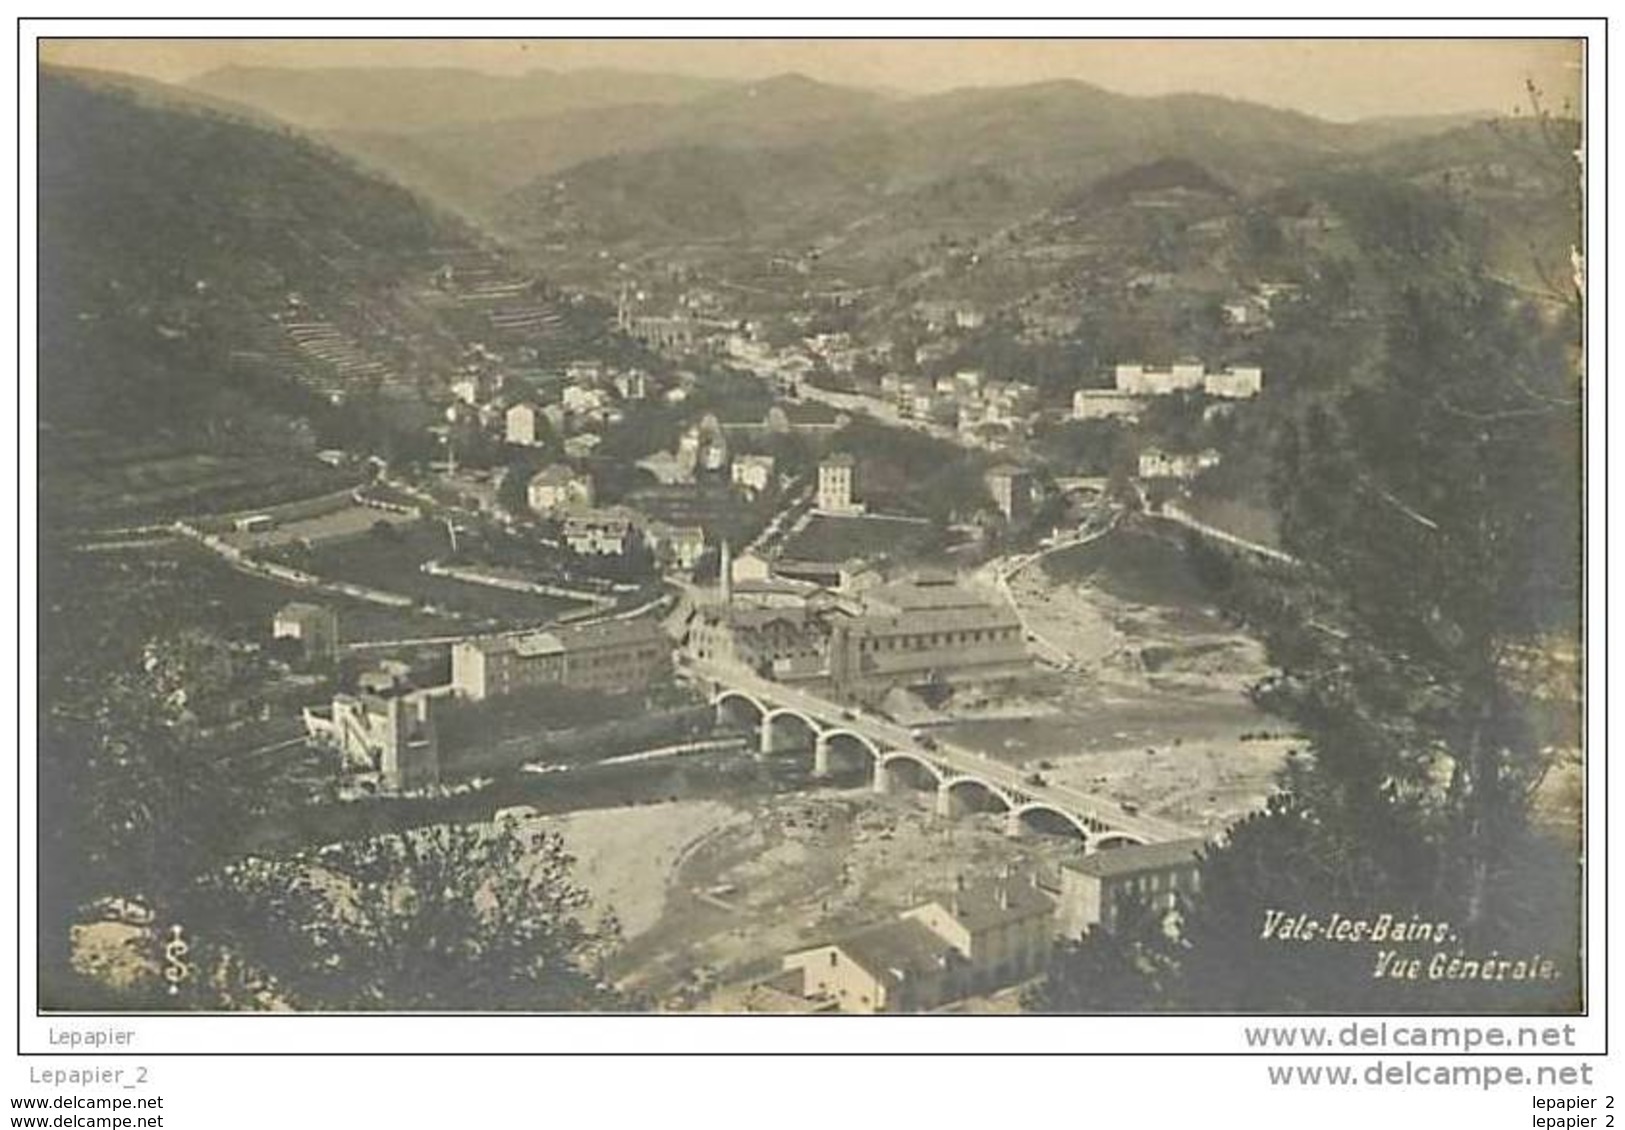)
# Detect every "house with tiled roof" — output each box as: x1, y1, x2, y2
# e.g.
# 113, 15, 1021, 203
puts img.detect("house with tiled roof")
783, 919, 964, 1014
526, 464, 594, 515
902, 872, 1055, 993
782, 872, 1055, 1012
1056, 838, 1208, 937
